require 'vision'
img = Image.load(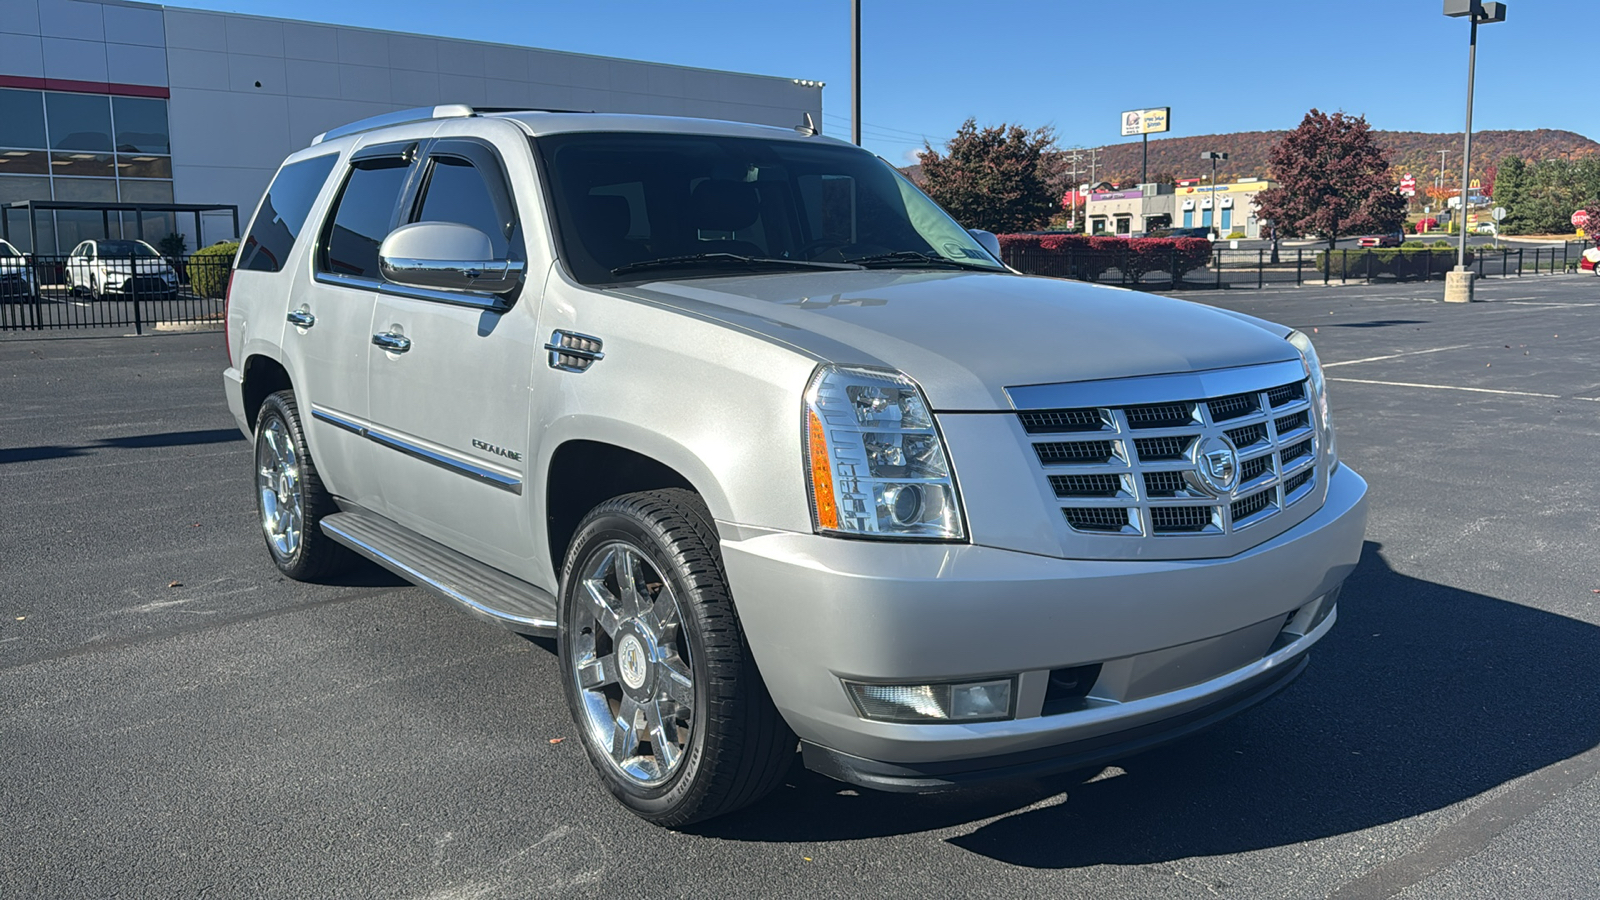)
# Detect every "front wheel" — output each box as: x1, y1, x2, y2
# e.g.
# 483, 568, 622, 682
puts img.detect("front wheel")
558, 489, 794, 826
